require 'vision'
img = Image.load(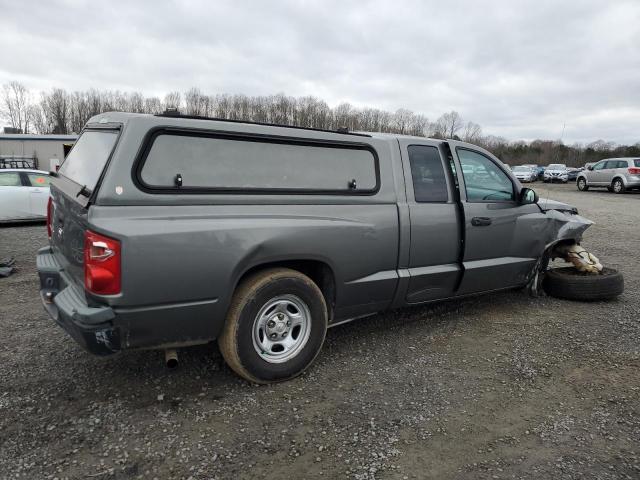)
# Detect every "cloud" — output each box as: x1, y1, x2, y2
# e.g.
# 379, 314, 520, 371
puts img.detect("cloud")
0, 0, 638, 143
